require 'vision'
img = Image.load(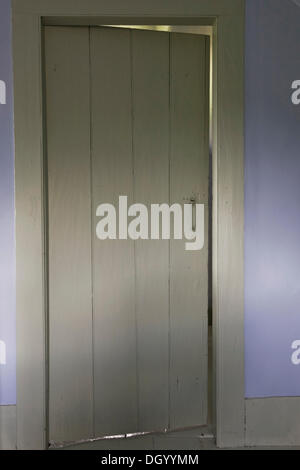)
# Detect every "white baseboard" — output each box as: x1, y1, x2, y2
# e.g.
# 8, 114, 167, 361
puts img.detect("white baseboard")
0, 405, 16, 450
246, 397, 300, 446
